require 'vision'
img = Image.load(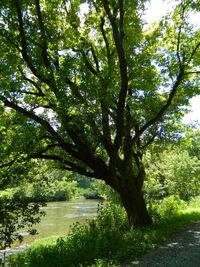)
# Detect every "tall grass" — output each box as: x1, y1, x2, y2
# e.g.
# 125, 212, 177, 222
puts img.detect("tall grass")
7, 197, 200, 267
